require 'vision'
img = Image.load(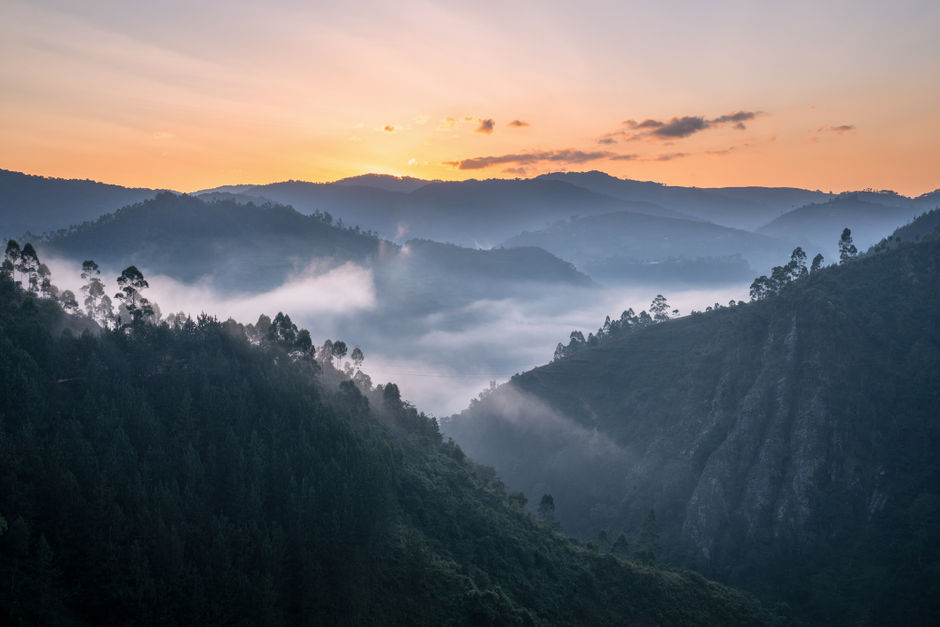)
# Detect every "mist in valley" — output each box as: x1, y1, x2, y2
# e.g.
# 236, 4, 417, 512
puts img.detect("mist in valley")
41, 250, 748, 416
